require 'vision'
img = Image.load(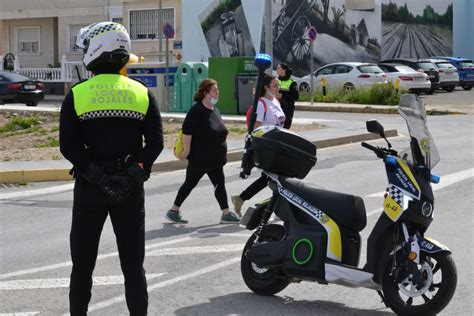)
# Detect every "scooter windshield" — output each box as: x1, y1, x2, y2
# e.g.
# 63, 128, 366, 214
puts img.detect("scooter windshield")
398, 94, 440, 169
